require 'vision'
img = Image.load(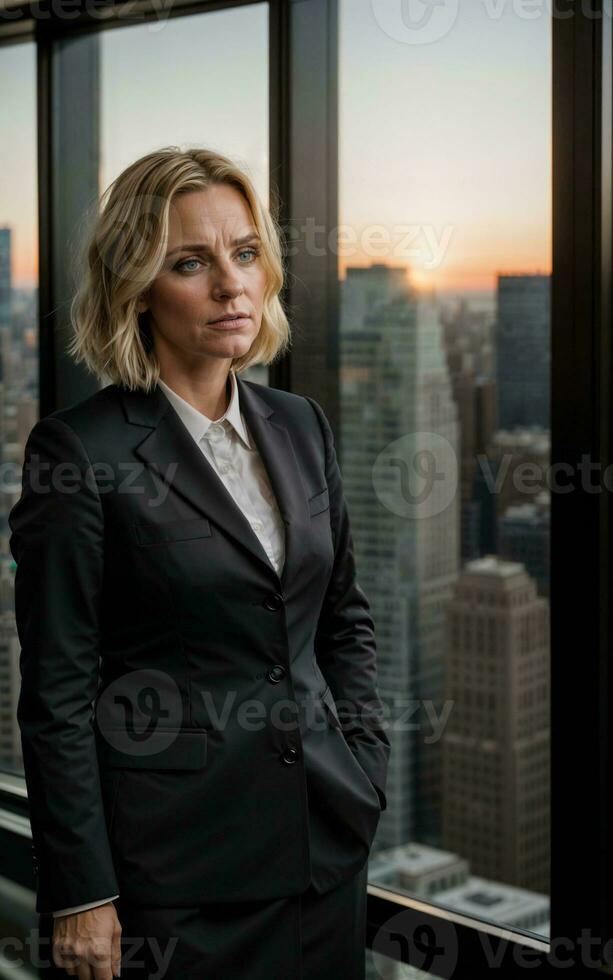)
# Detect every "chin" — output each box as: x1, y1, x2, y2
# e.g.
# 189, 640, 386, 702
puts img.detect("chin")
207, 340, 254, 357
